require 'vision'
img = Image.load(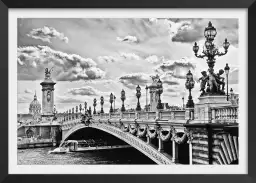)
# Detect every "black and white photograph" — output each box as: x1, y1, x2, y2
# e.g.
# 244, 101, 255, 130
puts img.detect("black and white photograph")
9, 9, 247, 174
